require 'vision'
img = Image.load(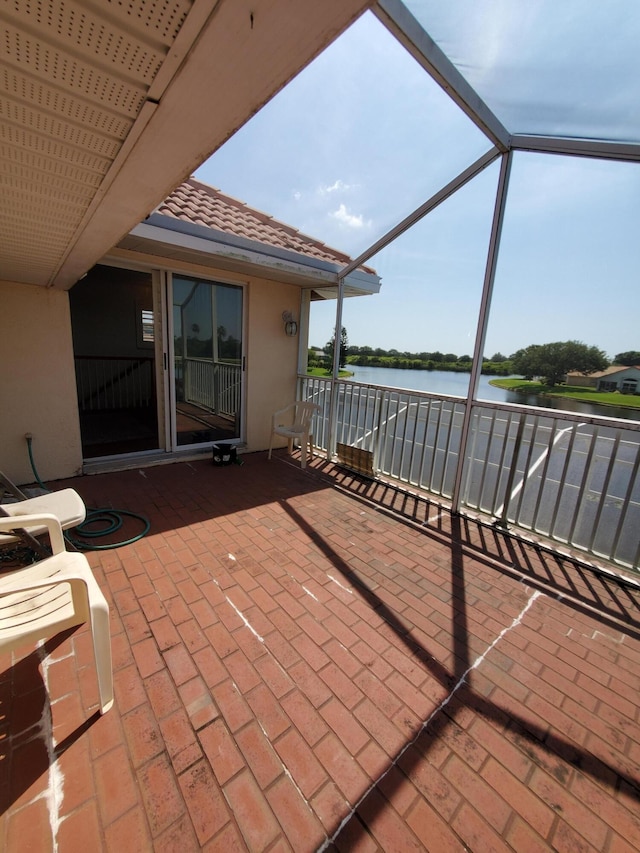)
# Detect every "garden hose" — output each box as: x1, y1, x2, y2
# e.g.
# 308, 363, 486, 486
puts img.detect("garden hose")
25, 435, 151, 551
